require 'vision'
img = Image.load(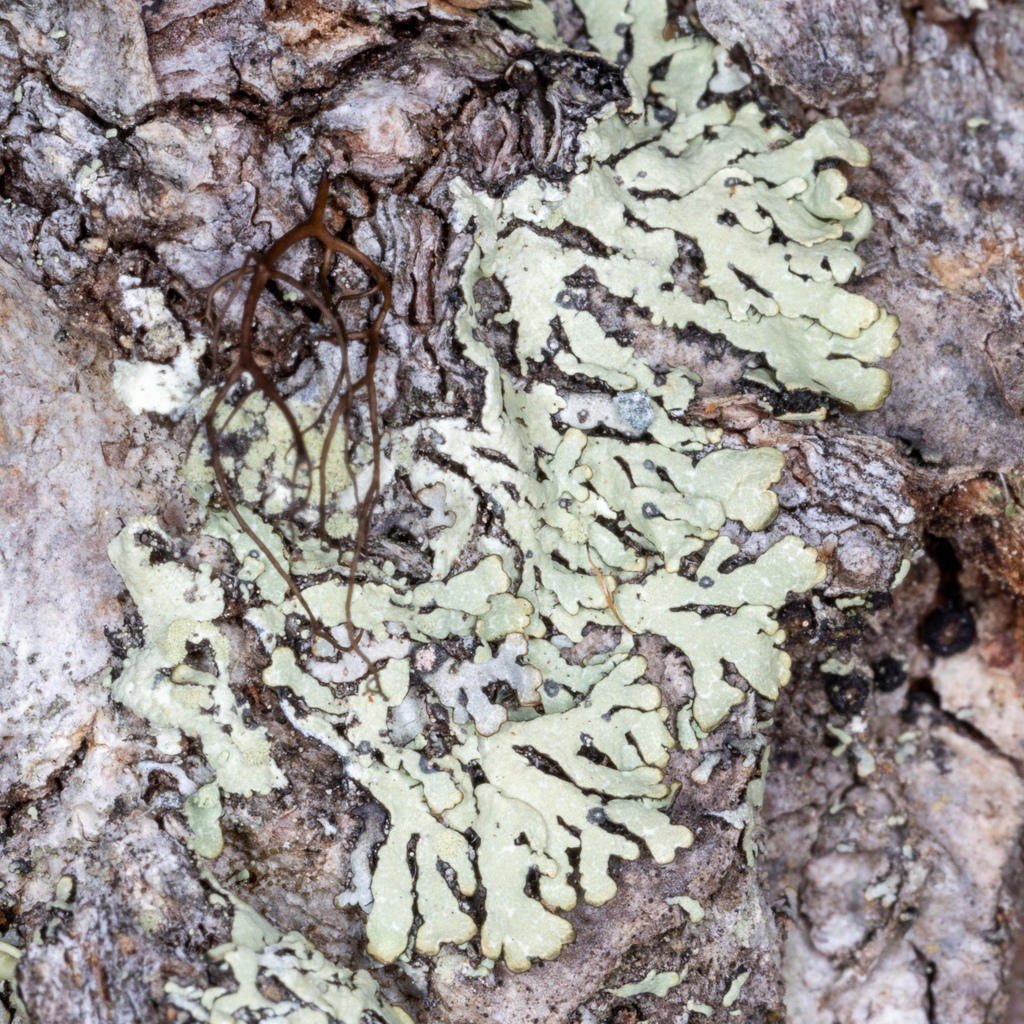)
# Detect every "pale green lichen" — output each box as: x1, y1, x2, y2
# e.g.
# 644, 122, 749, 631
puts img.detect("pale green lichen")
0, 943, 19, 985
864, 872, 901, 908
105, 0, 896, 987
418, 633, 542, 735
275, 648, 692, 971
500, 0, 898, 410
722, 969, 751, 1007
47, 876, 74, 912
675, 702, 704, 751
183, 783, 225, 859
166, 882, 412, 1024
608, 968, 684, 998
107, 518, 285, 805
665, 895, 705, 923
0, 941, 26, 1022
